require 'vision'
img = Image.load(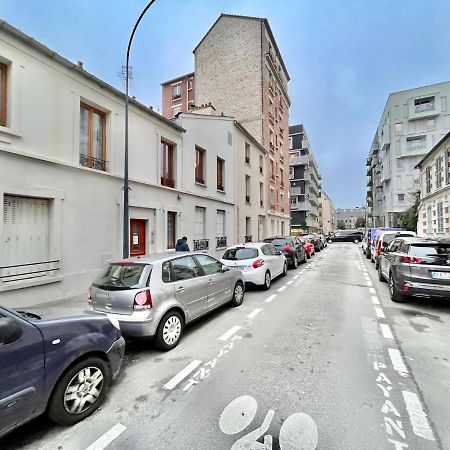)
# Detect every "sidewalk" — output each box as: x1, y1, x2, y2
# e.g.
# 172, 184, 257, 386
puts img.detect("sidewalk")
19, 293, 89, 319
